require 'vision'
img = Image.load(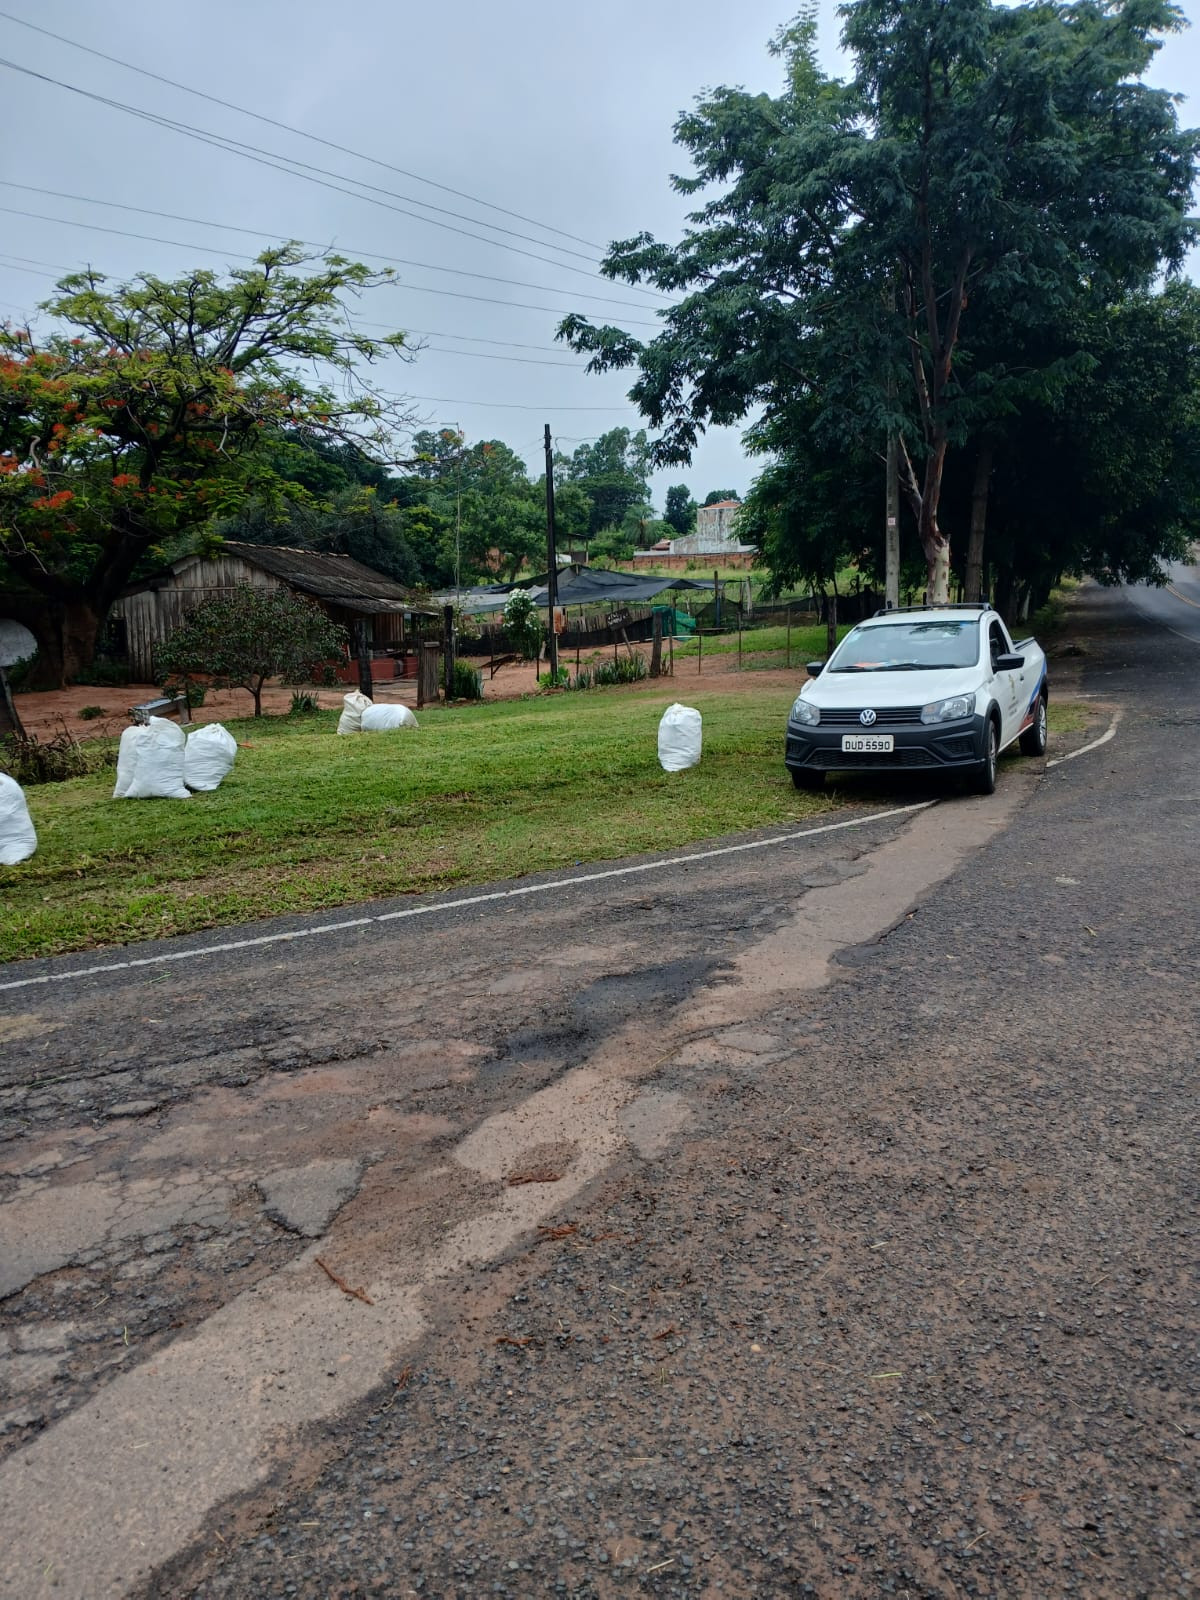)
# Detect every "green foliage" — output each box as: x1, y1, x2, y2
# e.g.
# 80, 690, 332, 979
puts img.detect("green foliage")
503, 589, 545, 660
3, 654, 39, 692
590, 526, 636, 563
561, 1, 1199, 600
410, 428, 543, 581
538, 666, 570, 690
664, 484, 697, 535
0, 244, 413, 682
157, 584, 347, 716
288, 691, 320, 716
592, 653, 649, 686
1, 726, 112, 785
703, 490, 738, 507
70, 659, 130, 687
77, 705, 105, 721
563, 427, 651, 537
451, 660, 484, 701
